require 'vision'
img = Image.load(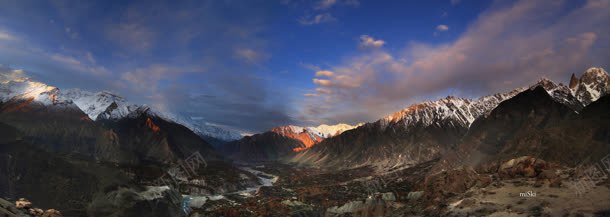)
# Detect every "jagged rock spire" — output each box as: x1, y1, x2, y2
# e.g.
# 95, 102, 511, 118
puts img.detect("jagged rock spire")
569, 73, 579, 89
